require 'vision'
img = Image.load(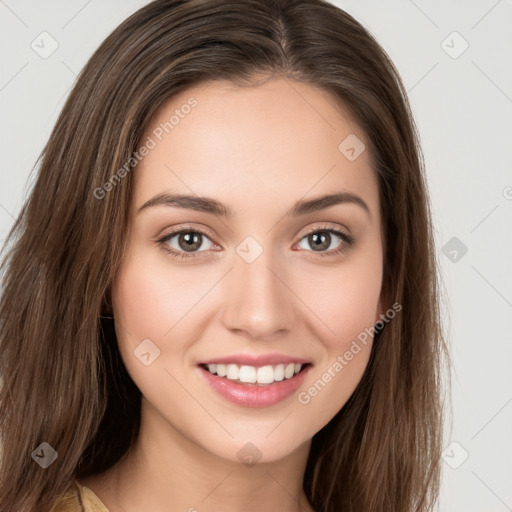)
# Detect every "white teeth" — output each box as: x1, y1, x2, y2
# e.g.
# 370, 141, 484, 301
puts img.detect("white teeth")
274, 364, 284, 381
284, 363, 295, 379
239, 365, 257, 383
256, 365, 274, 384
204, 362, 304, 385
226, 364, 239, 380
